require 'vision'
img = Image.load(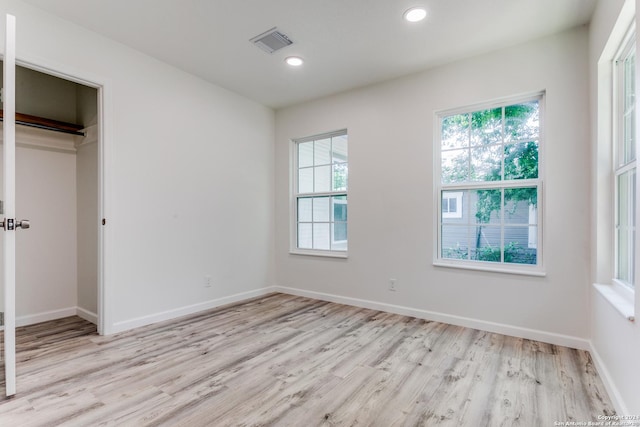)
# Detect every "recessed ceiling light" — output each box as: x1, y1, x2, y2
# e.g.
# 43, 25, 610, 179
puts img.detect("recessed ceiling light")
285, 56, 304, 67
404, 7, 427, 23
